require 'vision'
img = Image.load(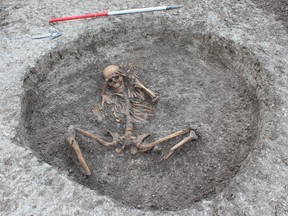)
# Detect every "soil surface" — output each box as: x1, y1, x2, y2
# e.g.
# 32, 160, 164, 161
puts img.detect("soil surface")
252, 0, 288, 31
1, 0, 288, 215
20, 29, 260, 210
